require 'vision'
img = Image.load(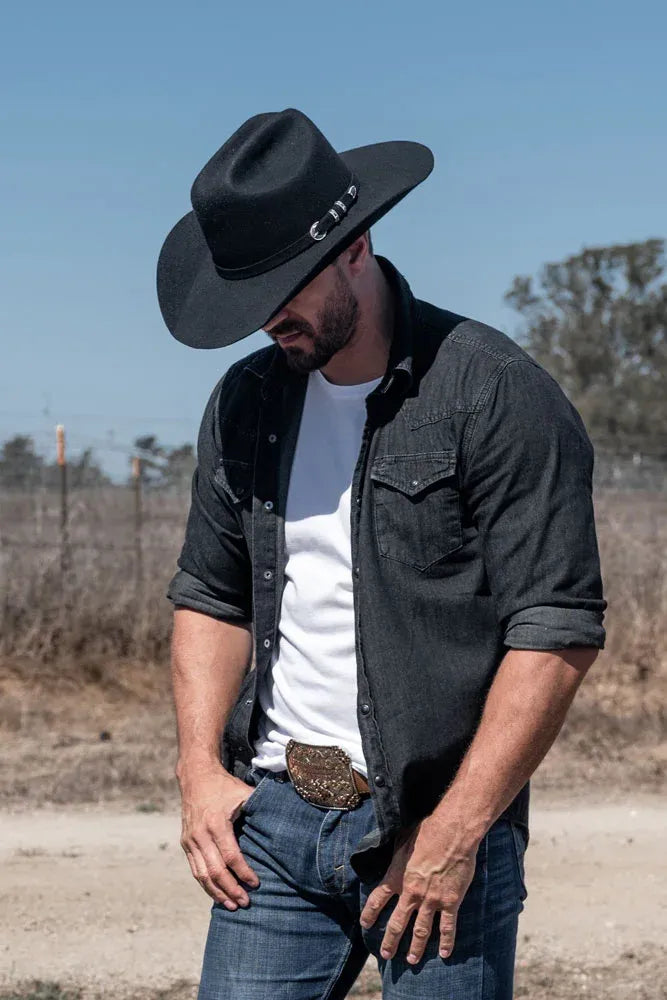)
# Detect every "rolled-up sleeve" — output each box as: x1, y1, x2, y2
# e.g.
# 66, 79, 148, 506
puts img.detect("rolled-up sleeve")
166, 368, 252, 624
464, 359, 606, 650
